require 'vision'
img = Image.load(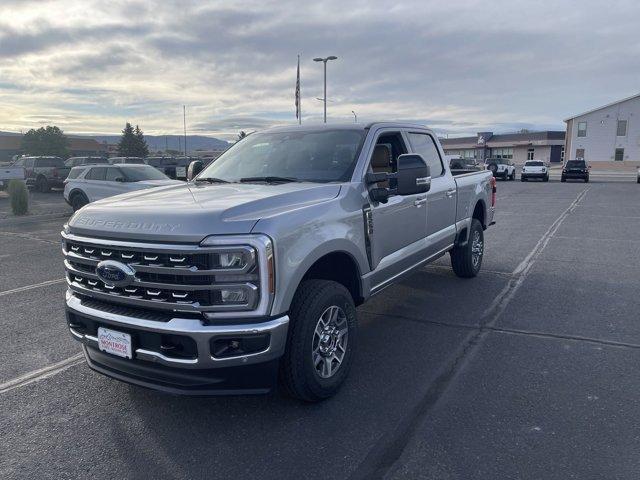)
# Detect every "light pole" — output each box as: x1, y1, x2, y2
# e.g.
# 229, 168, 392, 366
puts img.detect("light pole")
351, 110, 357, 123
313, 56, 337, 123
